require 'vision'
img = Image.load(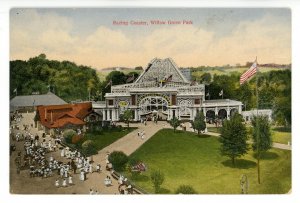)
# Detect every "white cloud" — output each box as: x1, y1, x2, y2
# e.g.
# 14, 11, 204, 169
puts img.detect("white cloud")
10, 9, 291, 68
